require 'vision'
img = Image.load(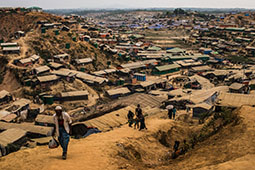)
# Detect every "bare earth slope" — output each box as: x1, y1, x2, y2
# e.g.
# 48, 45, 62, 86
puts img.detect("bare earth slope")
0, 107, 255, 170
